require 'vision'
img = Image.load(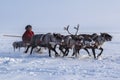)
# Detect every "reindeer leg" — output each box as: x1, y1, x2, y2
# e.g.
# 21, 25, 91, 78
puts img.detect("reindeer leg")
48, 49, 51, 57
66, 49, 69, 56
72, 52, 75, 56
48, 44, 58, 57
92, 48, 96, 59
48, 44, 56, 57
13, 47, 15, 52
24, 45, 30, 53
54, 50, 59, 57
59, 45, 68, 57
53, 45, 60, 57
78, 49, 80, 56
84, 48, 91, 56
97, 47, 103, 58
51, 48, 58, 57
74, 48, 80, 58
72, 49, 75, 56
37, 47, 41, 52
72, 48, 76, 57
75, 50, 78, 58
19, 47, 20, 52
30, 46, 35, 55
64, 48, 69, 56
72, 46, 80, 57
59, 46, 66, 57
76, 49, 80, 57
